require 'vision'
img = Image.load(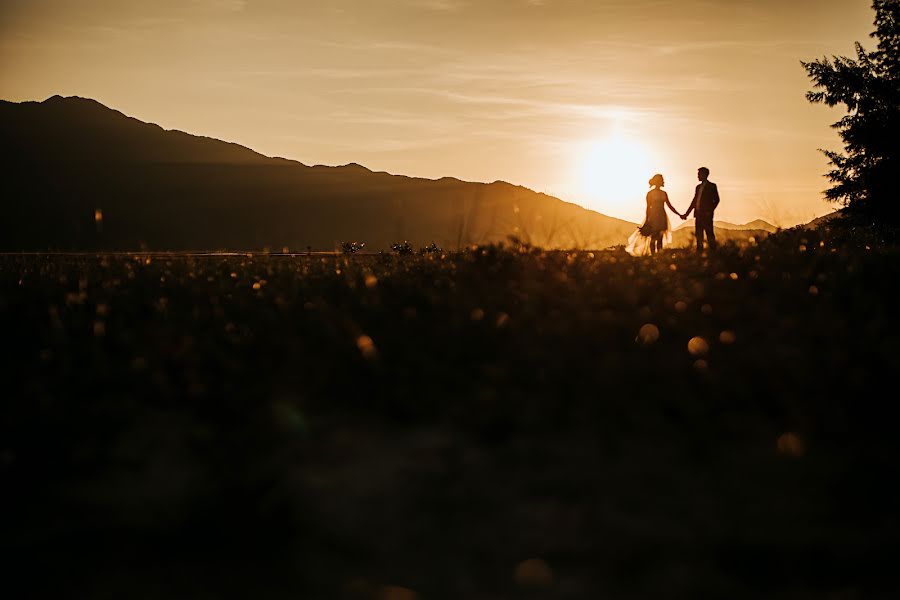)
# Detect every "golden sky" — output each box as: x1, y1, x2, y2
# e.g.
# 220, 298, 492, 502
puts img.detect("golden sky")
0, 0, 876, 225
